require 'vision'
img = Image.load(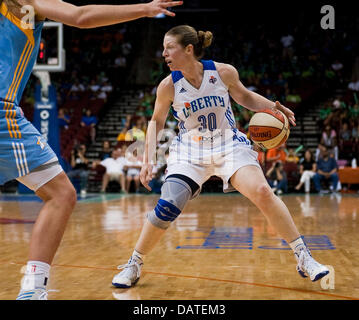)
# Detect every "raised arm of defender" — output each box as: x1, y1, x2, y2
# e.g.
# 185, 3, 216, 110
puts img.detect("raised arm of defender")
27, 0, 182, 27
216, 62, 296, 126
